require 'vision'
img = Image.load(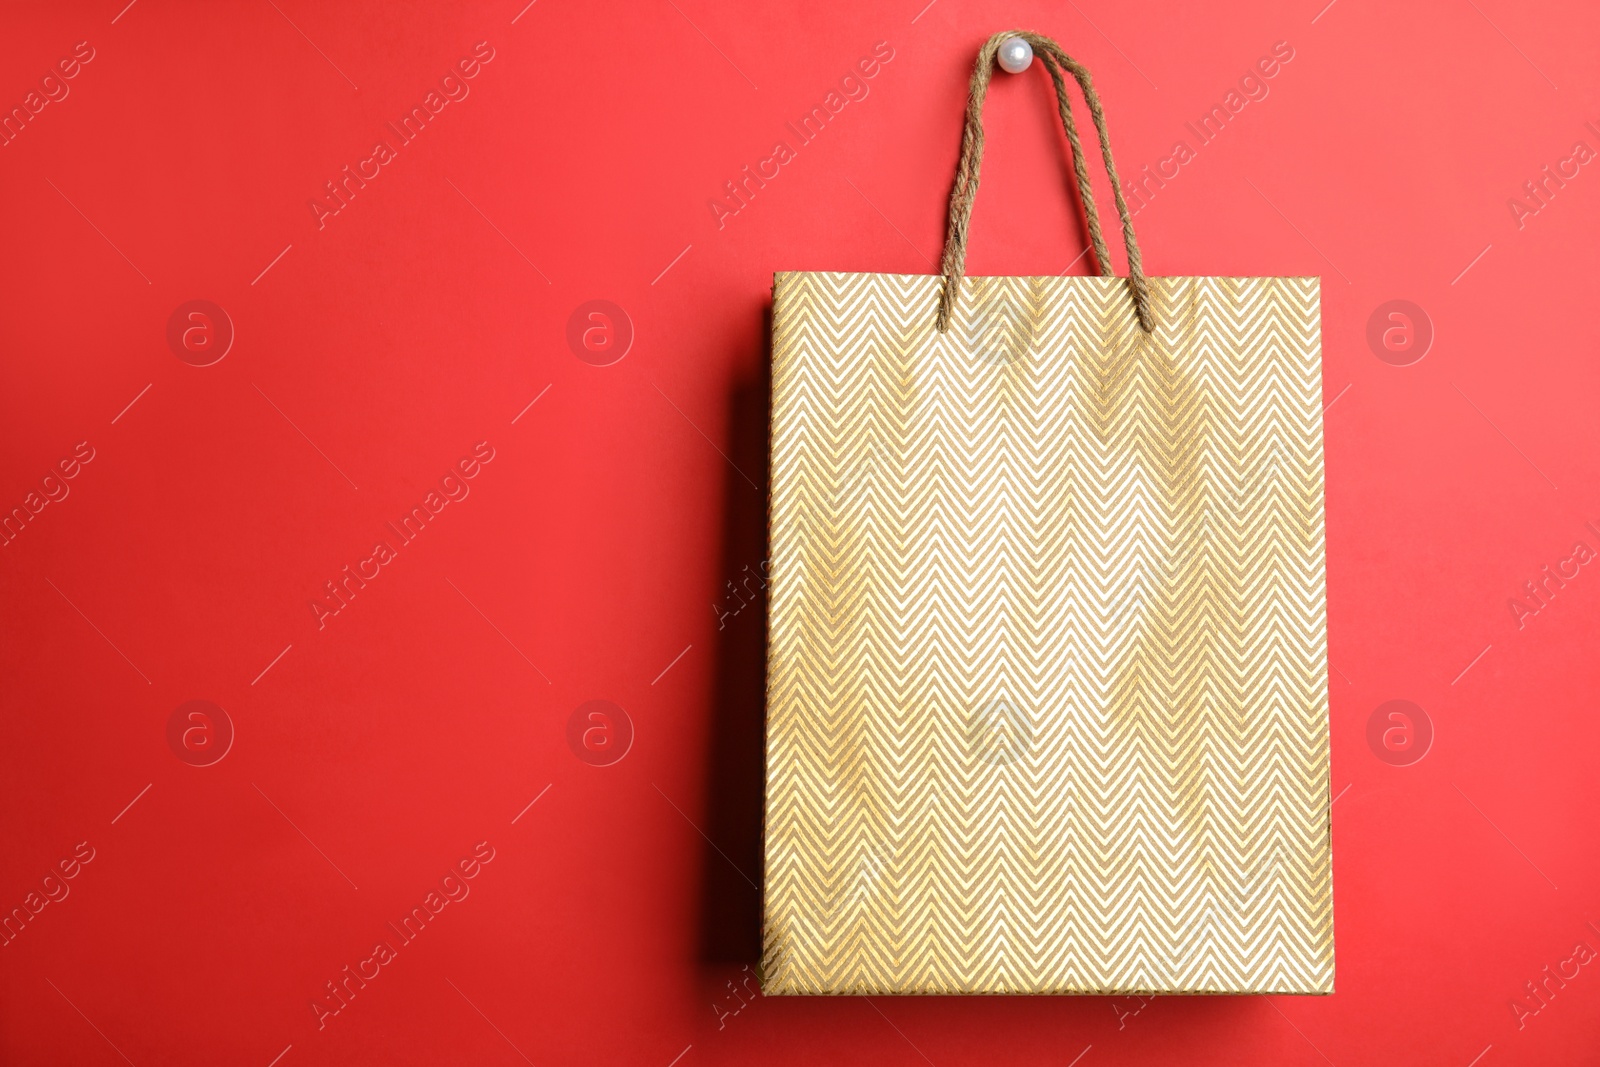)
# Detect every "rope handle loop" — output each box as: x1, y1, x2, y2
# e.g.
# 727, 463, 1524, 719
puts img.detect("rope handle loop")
936, 30, 1154, 333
